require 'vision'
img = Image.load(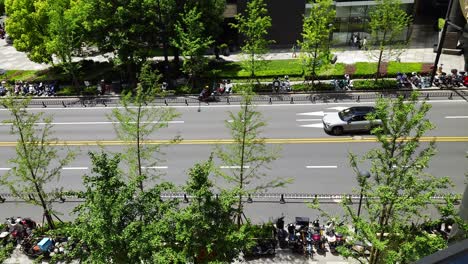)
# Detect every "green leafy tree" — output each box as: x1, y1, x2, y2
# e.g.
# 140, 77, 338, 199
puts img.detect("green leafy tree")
72, 151, 177, 264
72, 152, 134, 263
215, 87, 288, 226
5, 0, 52, 63
173, 157, 251, 263
80, 0, 164, 87
108, 62, 181, 191
47, 0, 88, 89
231, 0, 273, 80
338, 92, 459, 263
0, 97, 75, 229
171, 5, 214, 88
298, 0, 335, 86
368, 0, 411, 80
5, 0, 87, 89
